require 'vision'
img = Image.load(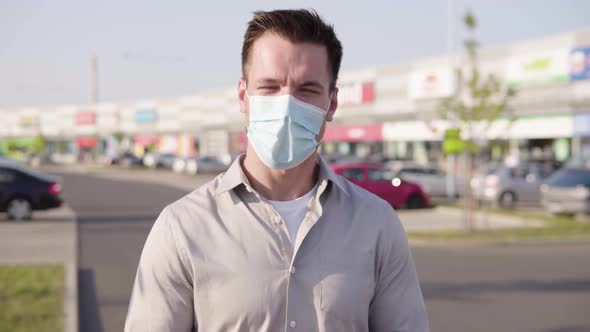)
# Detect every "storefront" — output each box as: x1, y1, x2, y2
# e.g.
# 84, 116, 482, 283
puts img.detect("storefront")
74, 110, 98, 162
571, 112, 590, 166
0, 138, 35, 160
487, 115, 574, 163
